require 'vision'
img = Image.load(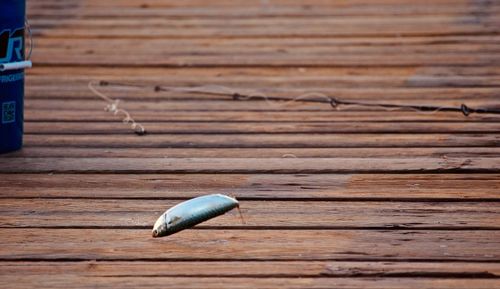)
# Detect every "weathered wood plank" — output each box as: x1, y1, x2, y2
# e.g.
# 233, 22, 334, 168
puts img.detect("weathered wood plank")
26, 85, 500, 102
21, 99, 497, 112
0, 157, 497, 173
27, 64, 500, 76
2, 261, 499, 277
27, 2, 500, 18
0, 229, 498, 261
5, 147, 500, 158
20, 121, 500, 135
26, 75, 500, 91
28, 0, 490, 8
1, 173, 498, 200
2, 275, 499, 289
26, 73, 500, 90
30, 15, 500, 28
23, 110, 499, 122
20, 134, 500, 148
29, 19, 500, 39
26, 84, 500, 103
1, 199, 498, 229
31, 36, 500, 50
32, 42, 500, 57
30, 53, 500, 67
